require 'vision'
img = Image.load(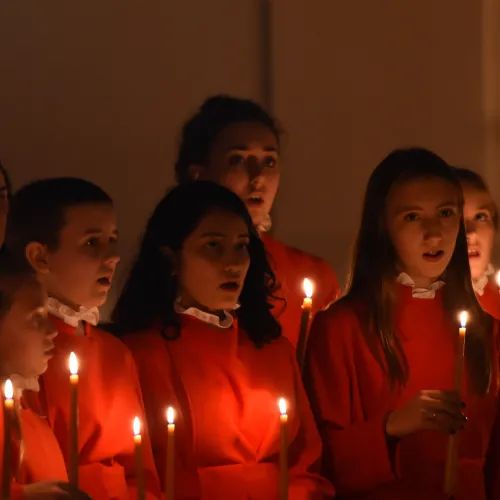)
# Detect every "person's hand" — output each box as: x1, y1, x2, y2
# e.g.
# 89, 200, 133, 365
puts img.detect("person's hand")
23, 481, 92, 499
385, 390, 466, 439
